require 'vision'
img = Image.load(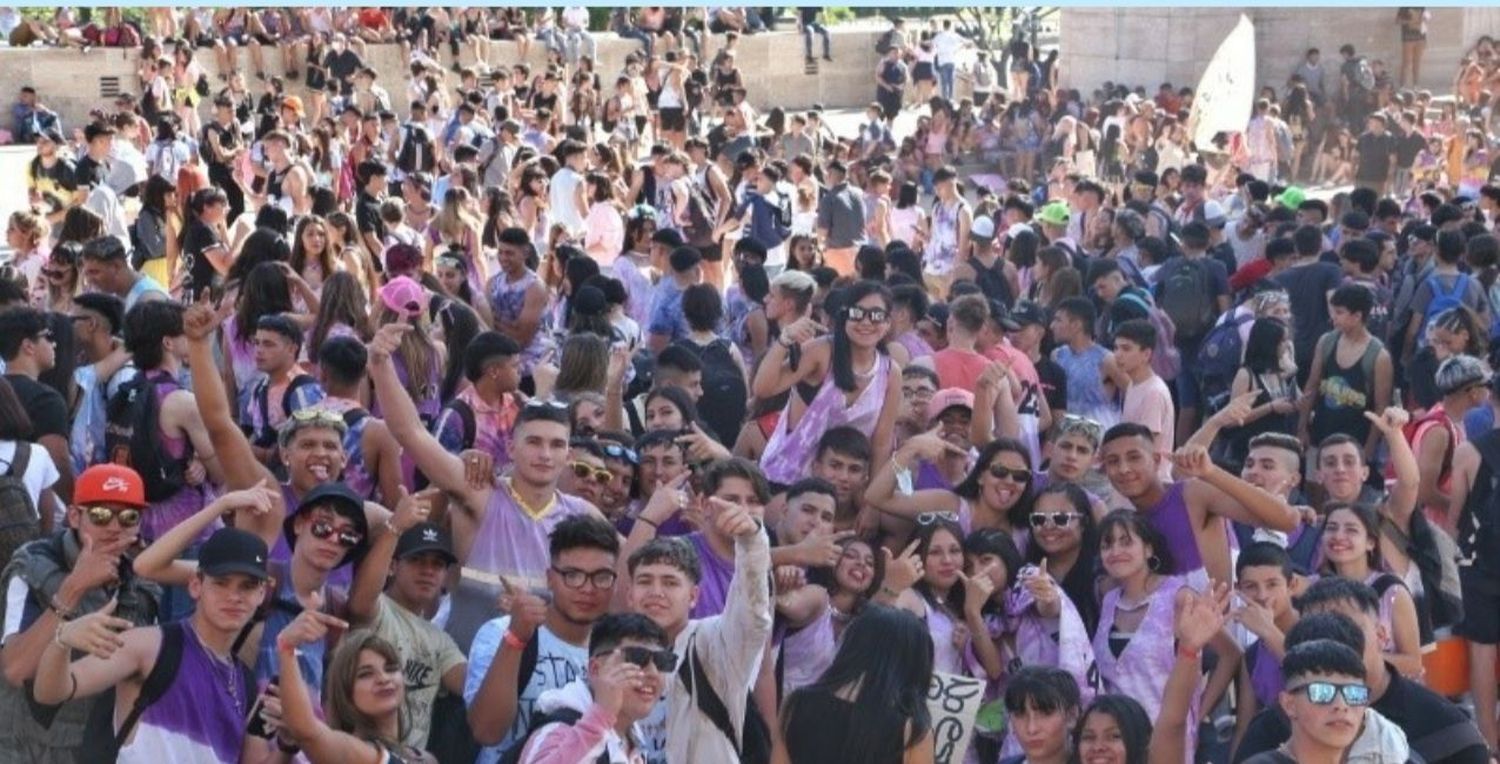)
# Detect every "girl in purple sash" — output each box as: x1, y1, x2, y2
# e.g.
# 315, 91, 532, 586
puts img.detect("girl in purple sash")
1318, 502, 1425, 677
1092, 510, 1240, 764
755, 281, 902, 486
865, 435, 1036, 550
